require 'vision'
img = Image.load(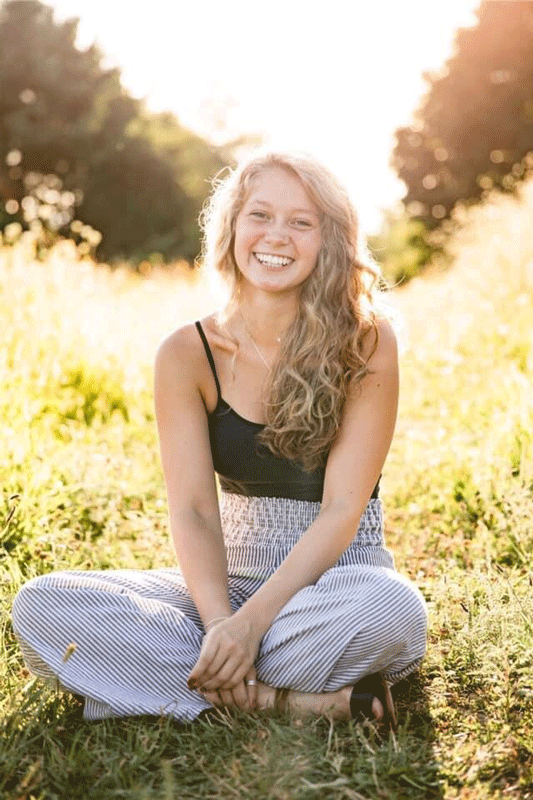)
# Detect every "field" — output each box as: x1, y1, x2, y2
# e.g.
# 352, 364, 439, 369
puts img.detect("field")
1, 176, 532, 799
